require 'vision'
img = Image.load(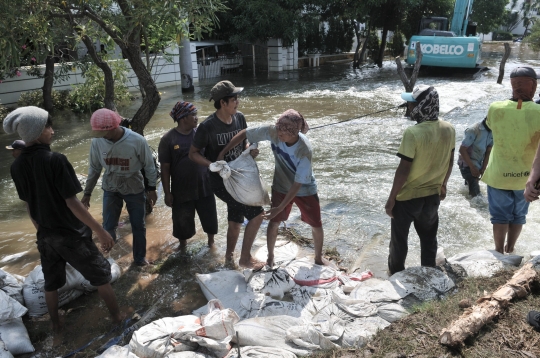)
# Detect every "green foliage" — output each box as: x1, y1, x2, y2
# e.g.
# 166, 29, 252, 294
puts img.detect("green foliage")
388, 31, 405, 57
70, 60, 131, 113
525, 21, 540, 51
493, 31, 513, 40
324, 17, 355, 54
365, 33, 380, 59
17, 89, 73, 110
299, 16, 324, 55
470, 0, 509, 34
0, 102, 9, 122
